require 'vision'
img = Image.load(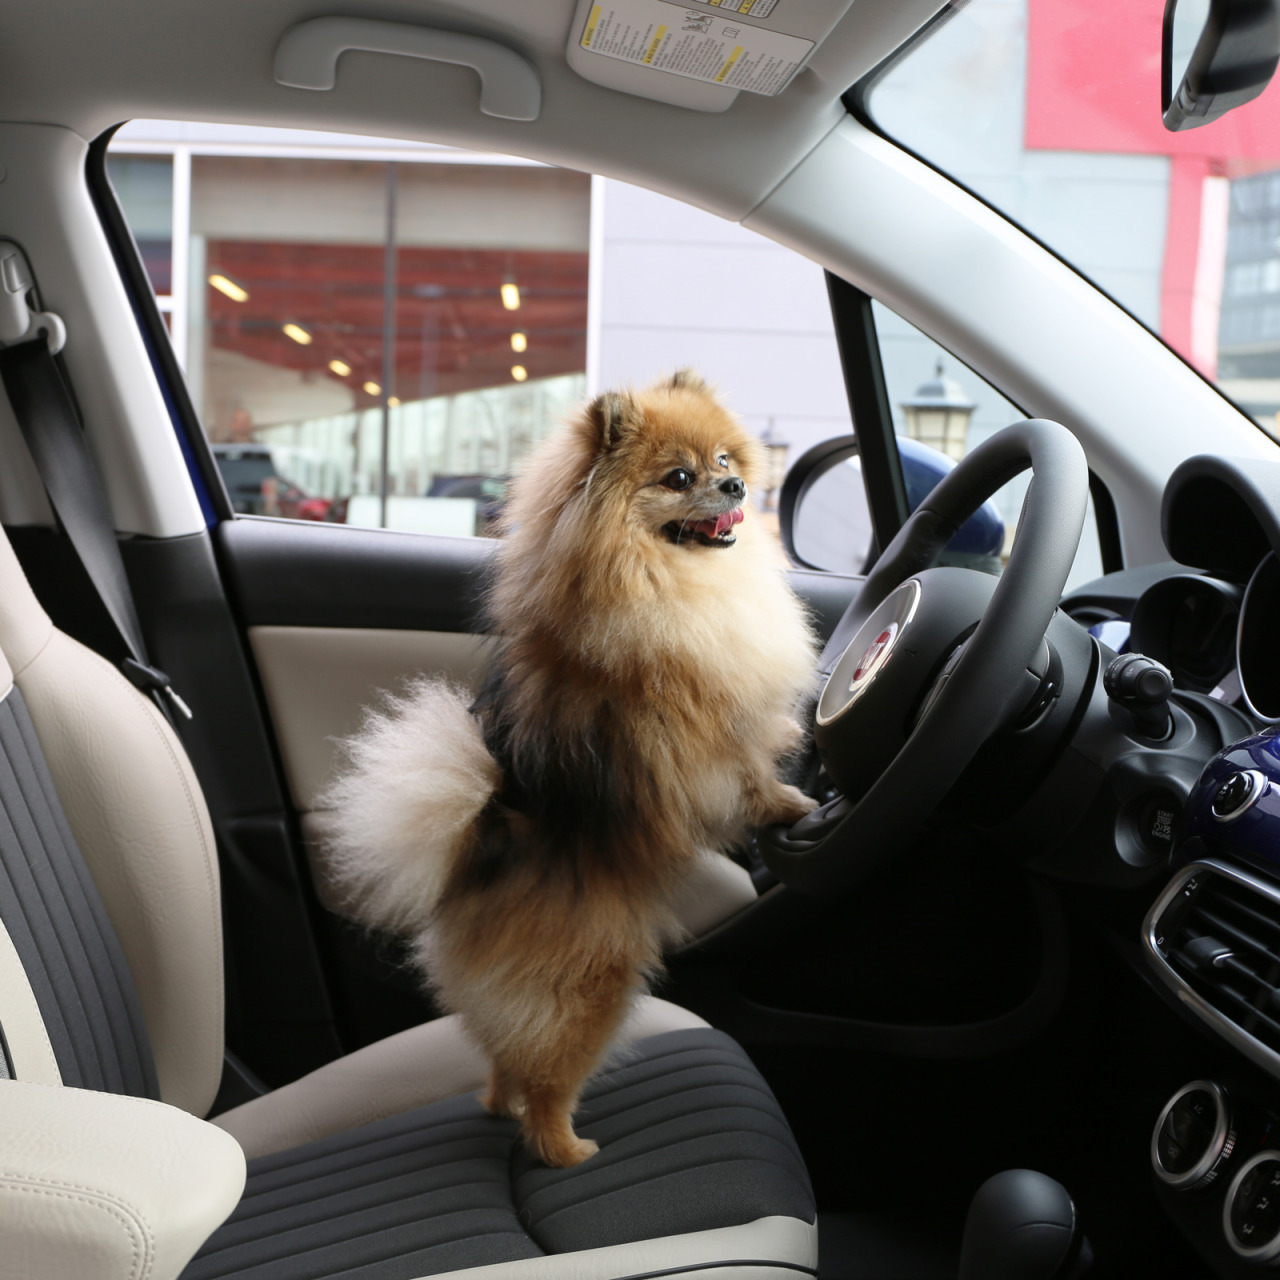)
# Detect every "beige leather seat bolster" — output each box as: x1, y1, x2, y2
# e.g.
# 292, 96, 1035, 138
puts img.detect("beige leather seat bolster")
424, 1216, 819, 1280
0, 1081, 245, 1280
16, 630, 224, 1118
214, 995, 709, 1160
0, 656, 54, 1086
0, 531, 223, 1117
